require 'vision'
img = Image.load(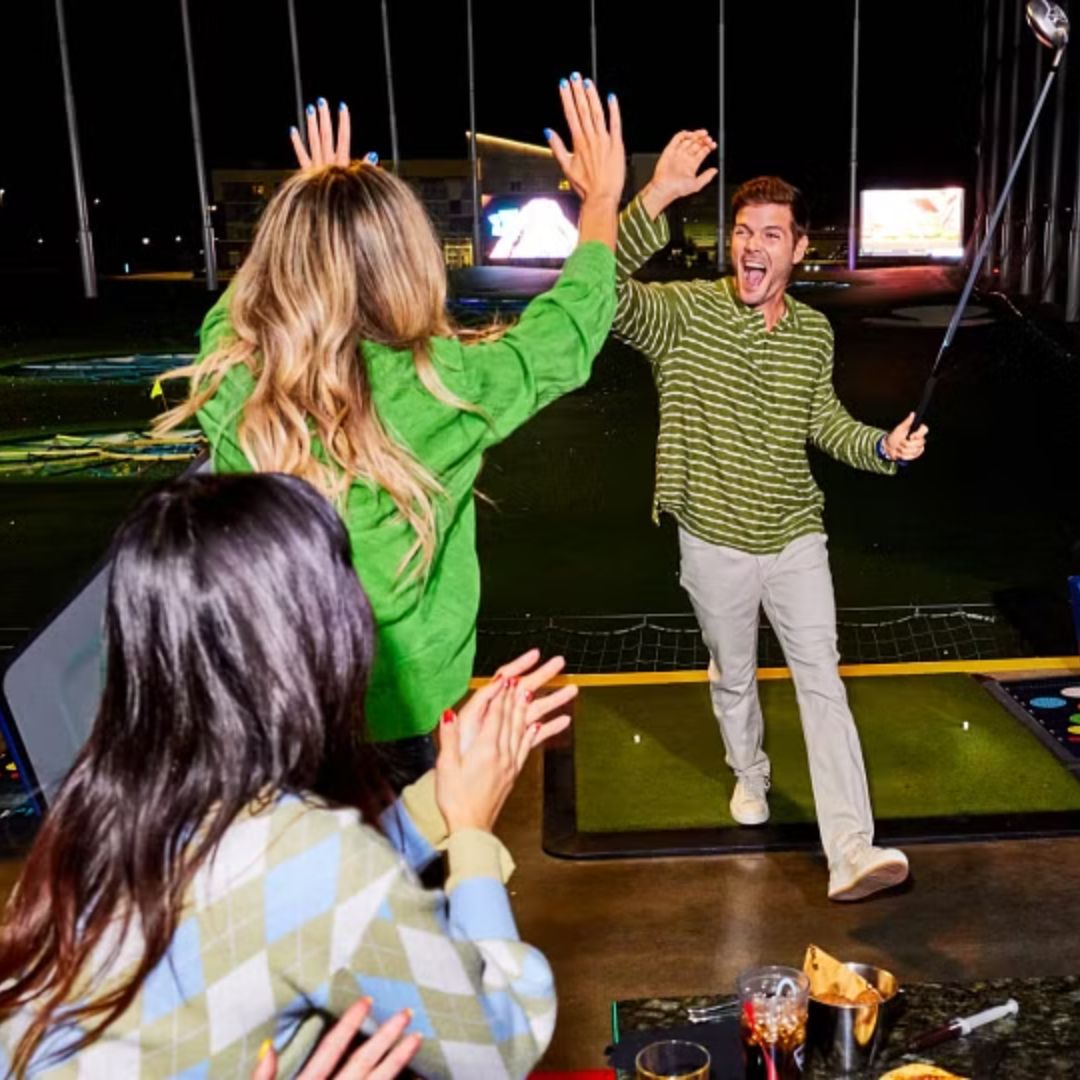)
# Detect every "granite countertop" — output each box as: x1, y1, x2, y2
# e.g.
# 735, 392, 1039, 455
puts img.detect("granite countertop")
614, 975, 1080, 1078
